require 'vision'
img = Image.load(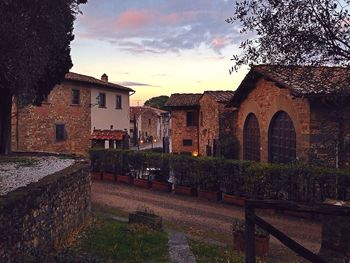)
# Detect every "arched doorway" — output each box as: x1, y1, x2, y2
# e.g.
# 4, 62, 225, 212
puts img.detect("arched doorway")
243, 113, 260, 161
268, 111, 296, 164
